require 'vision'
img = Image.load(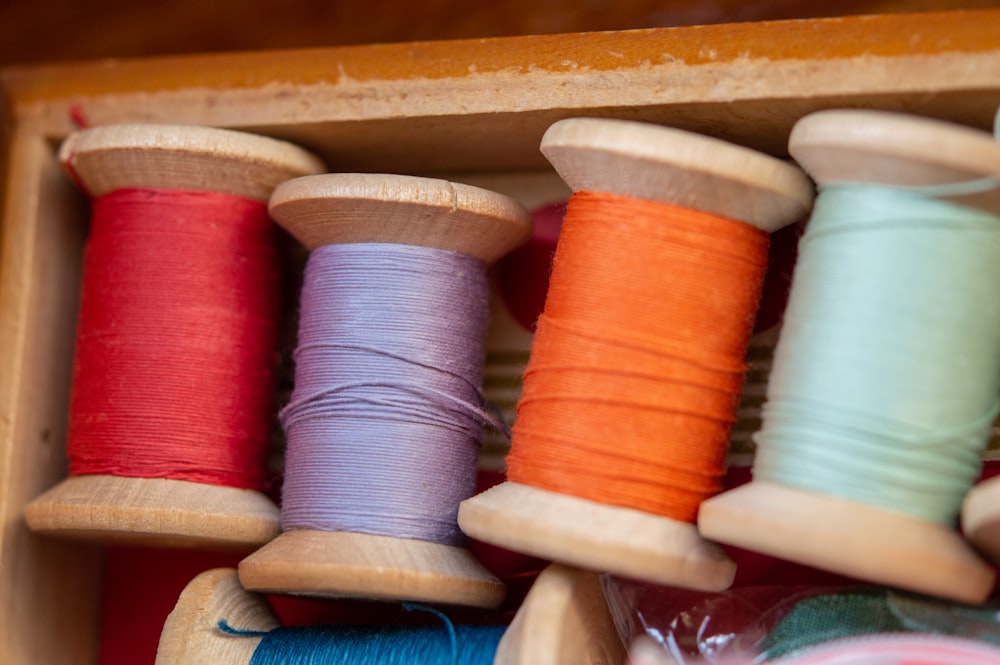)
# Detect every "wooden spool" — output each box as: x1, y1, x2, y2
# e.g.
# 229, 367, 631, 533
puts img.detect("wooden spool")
493, 564, 626, 665
237, 173, 531, 608
23, 124, 324, 549
458, 117, 813, 592
156, 563, 625, 665
700, 109, 1000, 604
965, 478, 1000, 566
